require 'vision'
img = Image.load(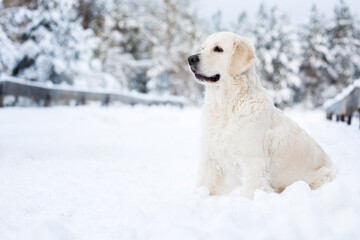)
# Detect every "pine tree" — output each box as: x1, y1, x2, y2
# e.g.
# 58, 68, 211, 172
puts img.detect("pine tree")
156, 0, 204, 102
253, 4, 300, 107
232, 11, 250, 36
96, 0, 157, 92
94, 0, 205, 101
328, 0, 359, 89
300, 5, 337, 107
0, 0, 117, 89
210, 10, 223, 32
